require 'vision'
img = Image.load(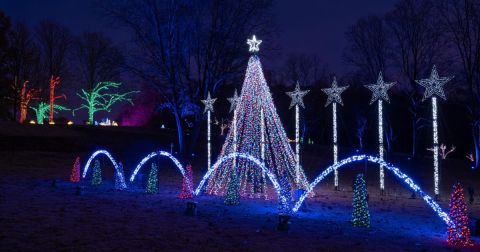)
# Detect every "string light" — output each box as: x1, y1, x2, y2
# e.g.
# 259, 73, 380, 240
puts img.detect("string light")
201, 92, 217, 171
70, 157, 81, 183
81, 149, 127, 189
447, 183, 473, 247
415, 66, 453, 197
352, 174, 370, 227
365, 72, 395, 193
321, 77, 348, 189
129, 151, 185, 181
